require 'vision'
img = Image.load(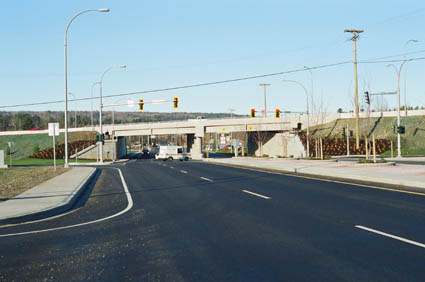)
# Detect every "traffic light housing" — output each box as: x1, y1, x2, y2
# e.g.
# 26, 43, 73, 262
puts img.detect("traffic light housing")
364, 91, 370, 105
275, 109, 280, 118
342, 128, 346, 137
96, 134, 105, 142
297, 123, 302, 130
397, 125, 406, 134
250, 108, 255, 118
173, 96, 179, 109
138, 99, 144, 111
